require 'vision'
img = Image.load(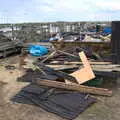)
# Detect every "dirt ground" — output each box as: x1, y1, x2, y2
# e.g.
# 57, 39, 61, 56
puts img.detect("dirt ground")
0, 55, 120, 120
